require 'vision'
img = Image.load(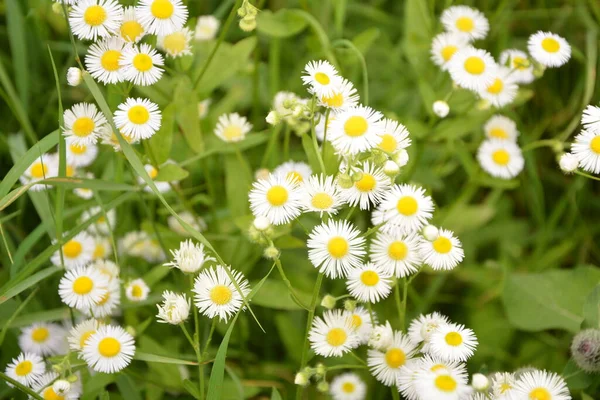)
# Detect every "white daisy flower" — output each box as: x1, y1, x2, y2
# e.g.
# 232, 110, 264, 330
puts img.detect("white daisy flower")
368, 321, 394, 350
418, 354, 466, 375
84, 36, 127, 84
330, 372, 367, 400
273, 160, 312, 184
125, 278, 150, 302
119, 6, 146, 43
477, 139, 524, 179
121, 43, 164, 86
491, 372, 517, 399
20, 154, 58, 190
413, 362, 470, 400
249, 174, 303, 225
483, 115, 519, 141
198, 98, 211, 119
136, 0, 188, 36
195, 15, 220, 41
19, 323, 67, 357
370, 231, 422, 278
448, 47, 497, 92
319, 78, 360, 111
346, 306, 374, 345
164, 239, 215, 273
157, 27, 193, 58
339, 161, 391, 210
68, 318, 102, 351
113, 97, 162, 140
441, 5, 489, 41
100, 124, 140, 151
301, 60, 341, 98
119, 230, 166, 262
167, 212, 207, 236
91, 255, 120, 282
309, 309, 360, 357
156, 291, 190, 324
66, 139, 98, 167
375, 184, 435, 234
58, 266, 109, 311
397, 358, 422, 400
511, 370, 571, 400
418, 228, 464, 271
328, 105, 384, 155
528, 31, 571, 68
307, 219, 366, 279
67, 67, 83, 86
571, 129, 600, 174
559, 152, 579, 173
31, 371, 82, 400
74, 172, 95, 199
499, 49, 535, 84
377, 118, 411, 155
368, 330, 417, 386
51, 231, 95, 269
315, 112, 337, 142
479, 66, 518, 108
82, 324, 135, 373
346, 262, 393, 303
4, 352, 45, 388
63, 103, 107, 147
429, 323, 478, 362
92, 236, 112, 260
408, 312, 450, 350
214, 113, 252, 143
430, 32, 469, 70
85, 279, 120, 318
193, 265, 251, 322
300, 174, 343, 216
81, 207, 116, 236
581, 104, 600, 133
137, 163, 172, 193
69, 0, 123, 41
